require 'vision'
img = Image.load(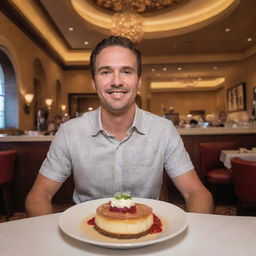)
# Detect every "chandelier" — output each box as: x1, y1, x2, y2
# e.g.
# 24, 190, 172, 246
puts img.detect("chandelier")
93, 0, 184, 42
111, 0, 144, 42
